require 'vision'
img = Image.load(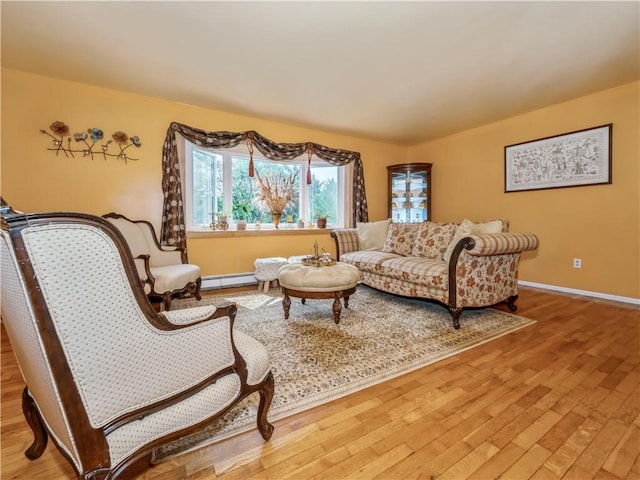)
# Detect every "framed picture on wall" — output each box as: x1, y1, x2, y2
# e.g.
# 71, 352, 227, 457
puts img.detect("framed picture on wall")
504, 124, 612, 192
